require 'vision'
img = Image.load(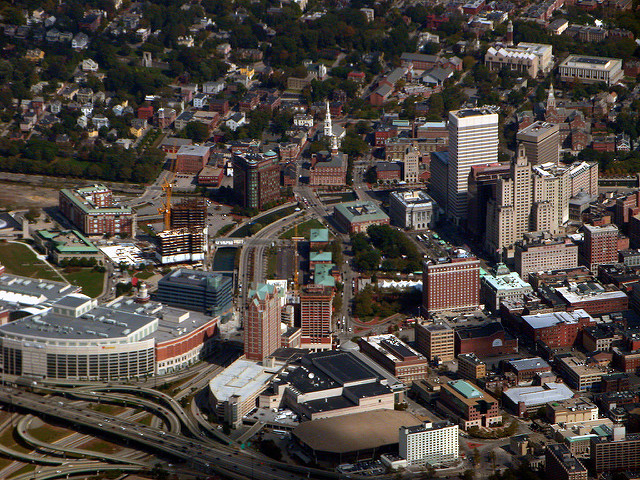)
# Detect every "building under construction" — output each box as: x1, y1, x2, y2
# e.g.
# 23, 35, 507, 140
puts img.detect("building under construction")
156, 227, 208, 264
170, 198, 207, 230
